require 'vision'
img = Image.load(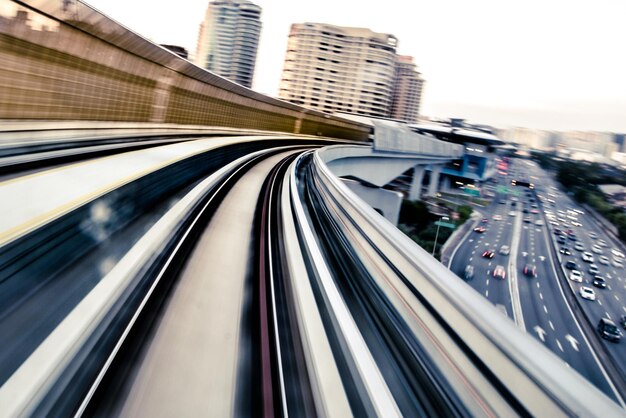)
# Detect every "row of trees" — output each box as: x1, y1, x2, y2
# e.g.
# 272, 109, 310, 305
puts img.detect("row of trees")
398, 200, 472, 259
